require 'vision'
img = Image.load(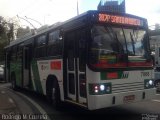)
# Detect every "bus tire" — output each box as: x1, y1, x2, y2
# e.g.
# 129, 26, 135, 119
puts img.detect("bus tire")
51, 81, 61, 109
11, 74, 17, 90
46, 78, 61, 109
